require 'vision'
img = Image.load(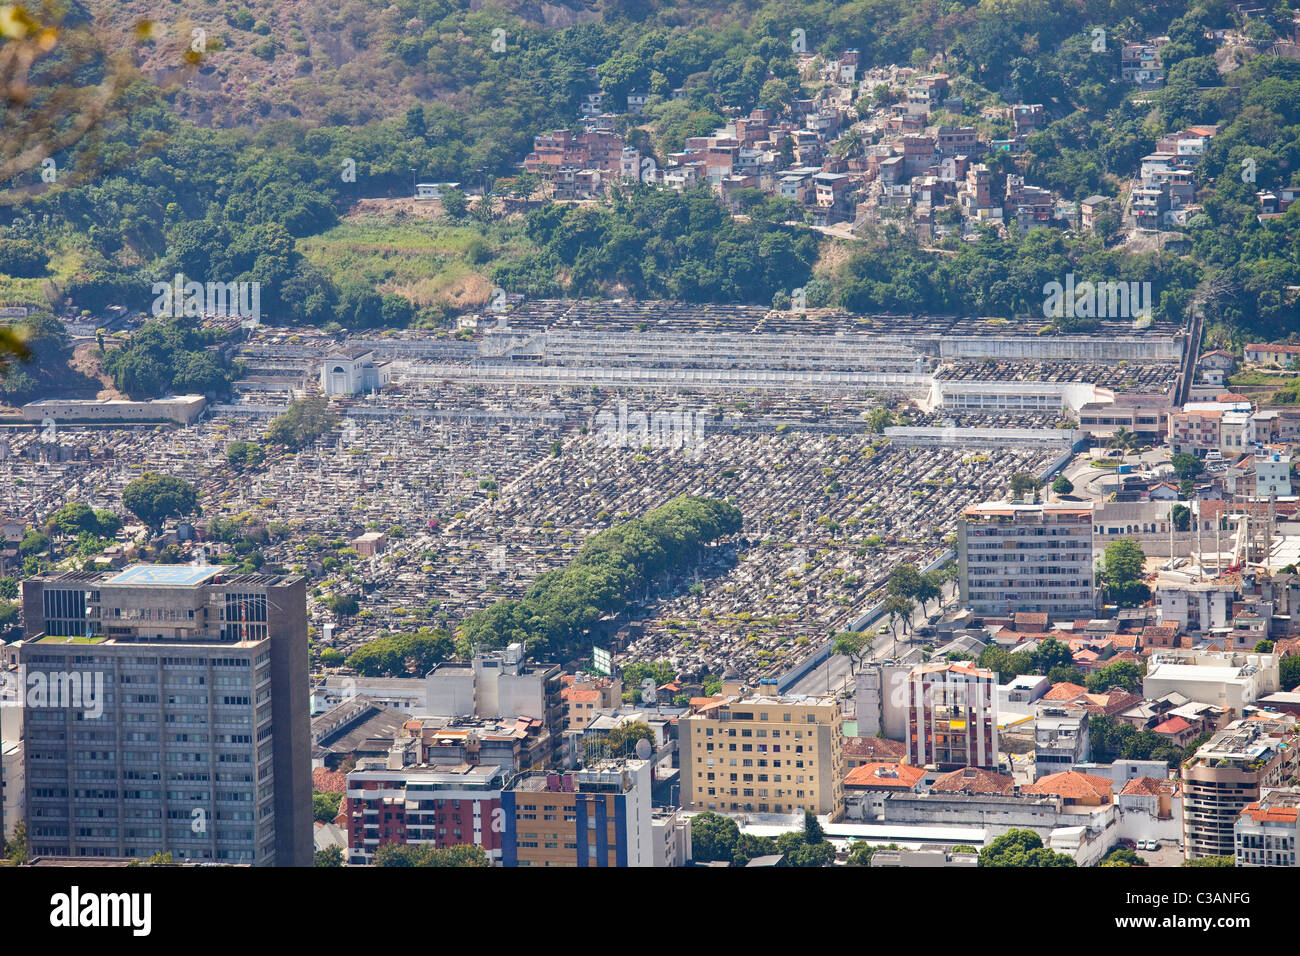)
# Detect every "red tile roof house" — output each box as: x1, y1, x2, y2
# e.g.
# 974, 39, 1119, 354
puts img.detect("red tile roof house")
928, 766, 1016, 796
1023, 771, 1114, 808
845, 762, 927, 793
1150, 715, 1199, 747
1042, 681, 1088, 701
